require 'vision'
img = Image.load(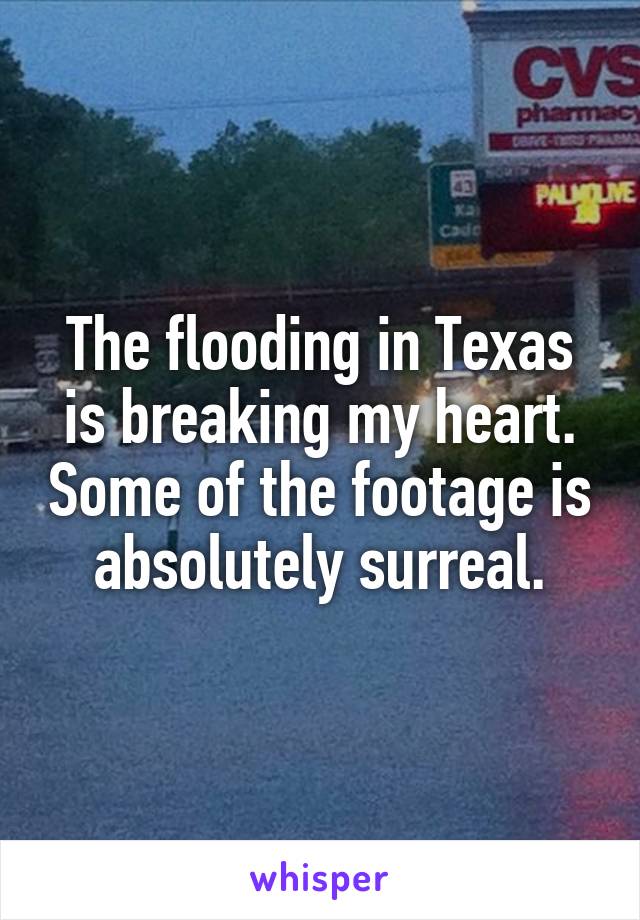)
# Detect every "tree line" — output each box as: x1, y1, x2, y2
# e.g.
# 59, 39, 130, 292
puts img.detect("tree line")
0, 38, 472, 303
